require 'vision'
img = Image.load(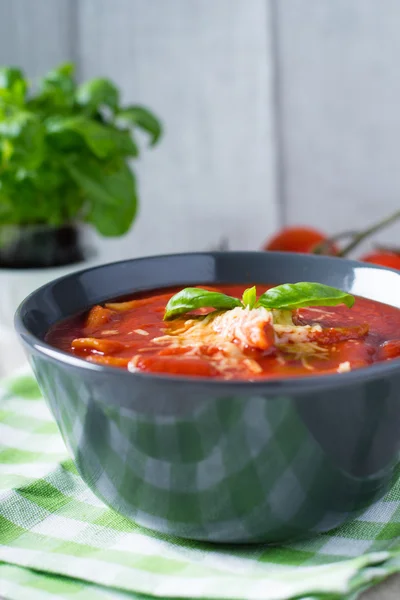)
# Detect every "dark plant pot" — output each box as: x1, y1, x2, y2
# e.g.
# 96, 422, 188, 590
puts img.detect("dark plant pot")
0, 224, 86, 269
